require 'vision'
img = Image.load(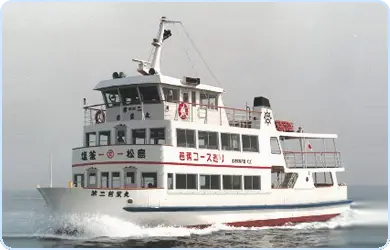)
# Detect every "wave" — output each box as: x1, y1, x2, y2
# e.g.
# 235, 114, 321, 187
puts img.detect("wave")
3, 204, 387, 241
